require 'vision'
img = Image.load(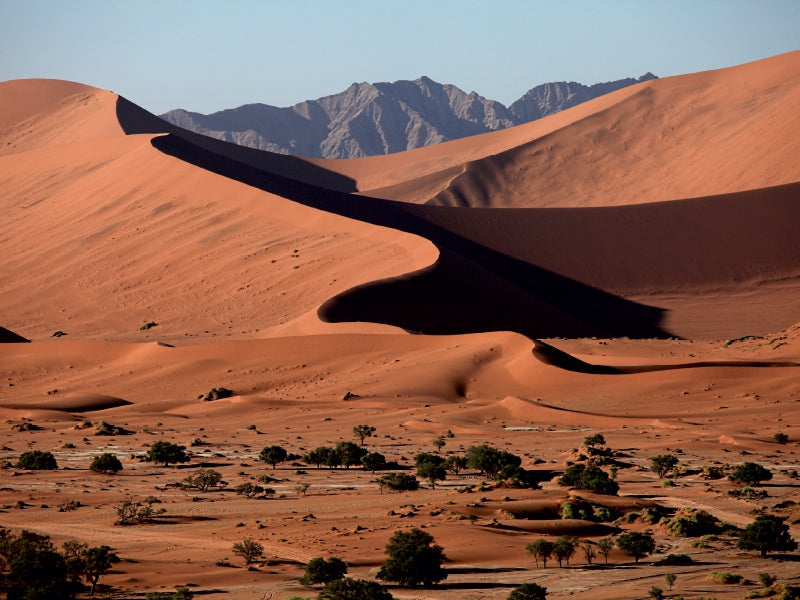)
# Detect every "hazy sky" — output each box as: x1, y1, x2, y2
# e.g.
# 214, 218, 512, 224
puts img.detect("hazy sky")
2, 0, 798, 114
